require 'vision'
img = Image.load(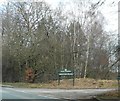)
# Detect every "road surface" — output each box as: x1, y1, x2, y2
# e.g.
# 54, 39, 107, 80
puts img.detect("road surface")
1, 87, 116, 100
1, 87, 56, 100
